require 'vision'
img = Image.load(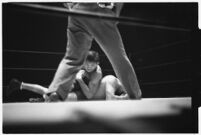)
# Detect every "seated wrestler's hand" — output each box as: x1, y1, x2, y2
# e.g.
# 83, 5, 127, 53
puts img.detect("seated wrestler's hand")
106, 89, 129, 100
76, 70, 85, 81
115, 88, 126, 95
119, 93, 129, 100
